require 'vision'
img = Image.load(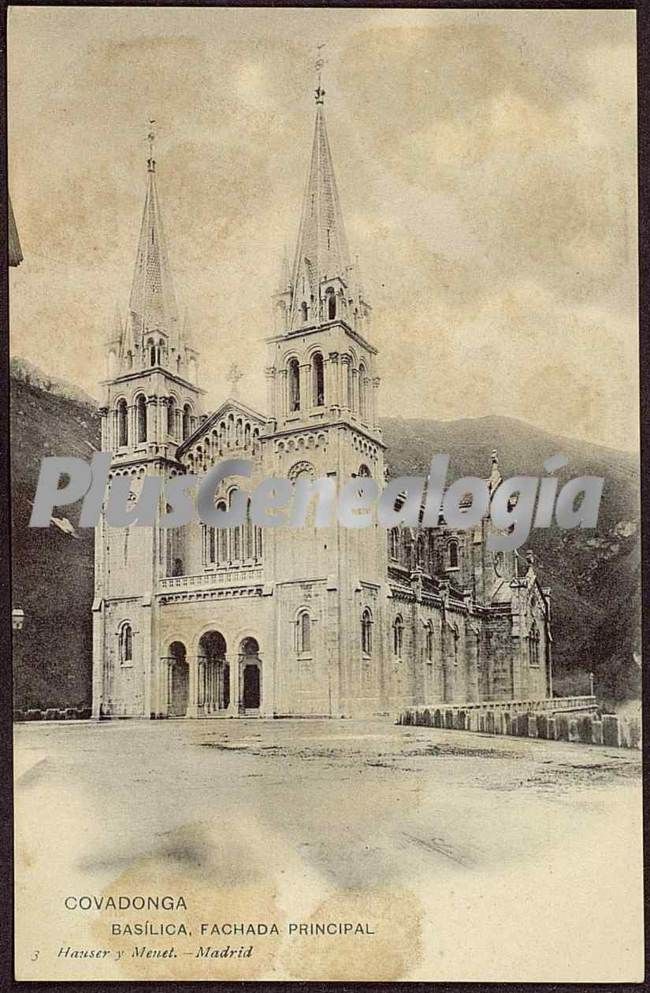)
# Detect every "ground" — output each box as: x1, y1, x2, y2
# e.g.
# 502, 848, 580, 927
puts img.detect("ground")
14, 718, 643, 982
